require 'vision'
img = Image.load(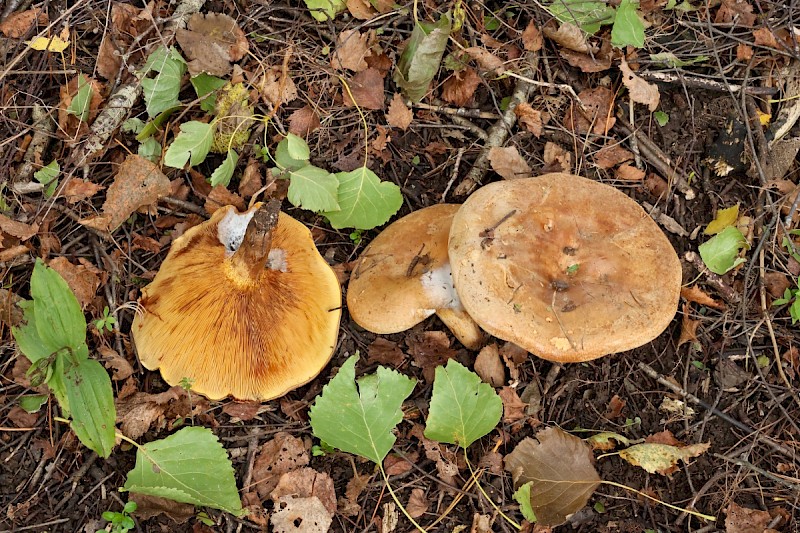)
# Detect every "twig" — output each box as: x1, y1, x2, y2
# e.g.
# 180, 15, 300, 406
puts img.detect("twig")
712, 453, 800, 492
639, 71, 777, 96
414, 101, 500, 120
684, 251, 740, 304
442, 147, 465, 201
